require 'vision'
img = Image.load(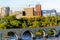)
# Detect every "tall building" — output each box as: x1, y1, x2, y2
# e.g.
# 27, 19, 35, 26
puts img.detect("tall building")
35, 4, 42, 16
1, 7, 10, 17
24, 8, 34, 17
